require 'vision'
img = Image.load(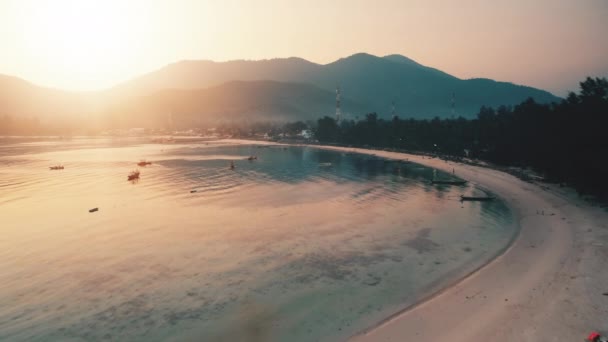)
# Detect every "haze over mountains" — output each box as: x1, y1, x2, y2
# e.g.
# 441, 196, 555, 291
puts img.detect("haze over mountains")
0, 53, 561, 129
